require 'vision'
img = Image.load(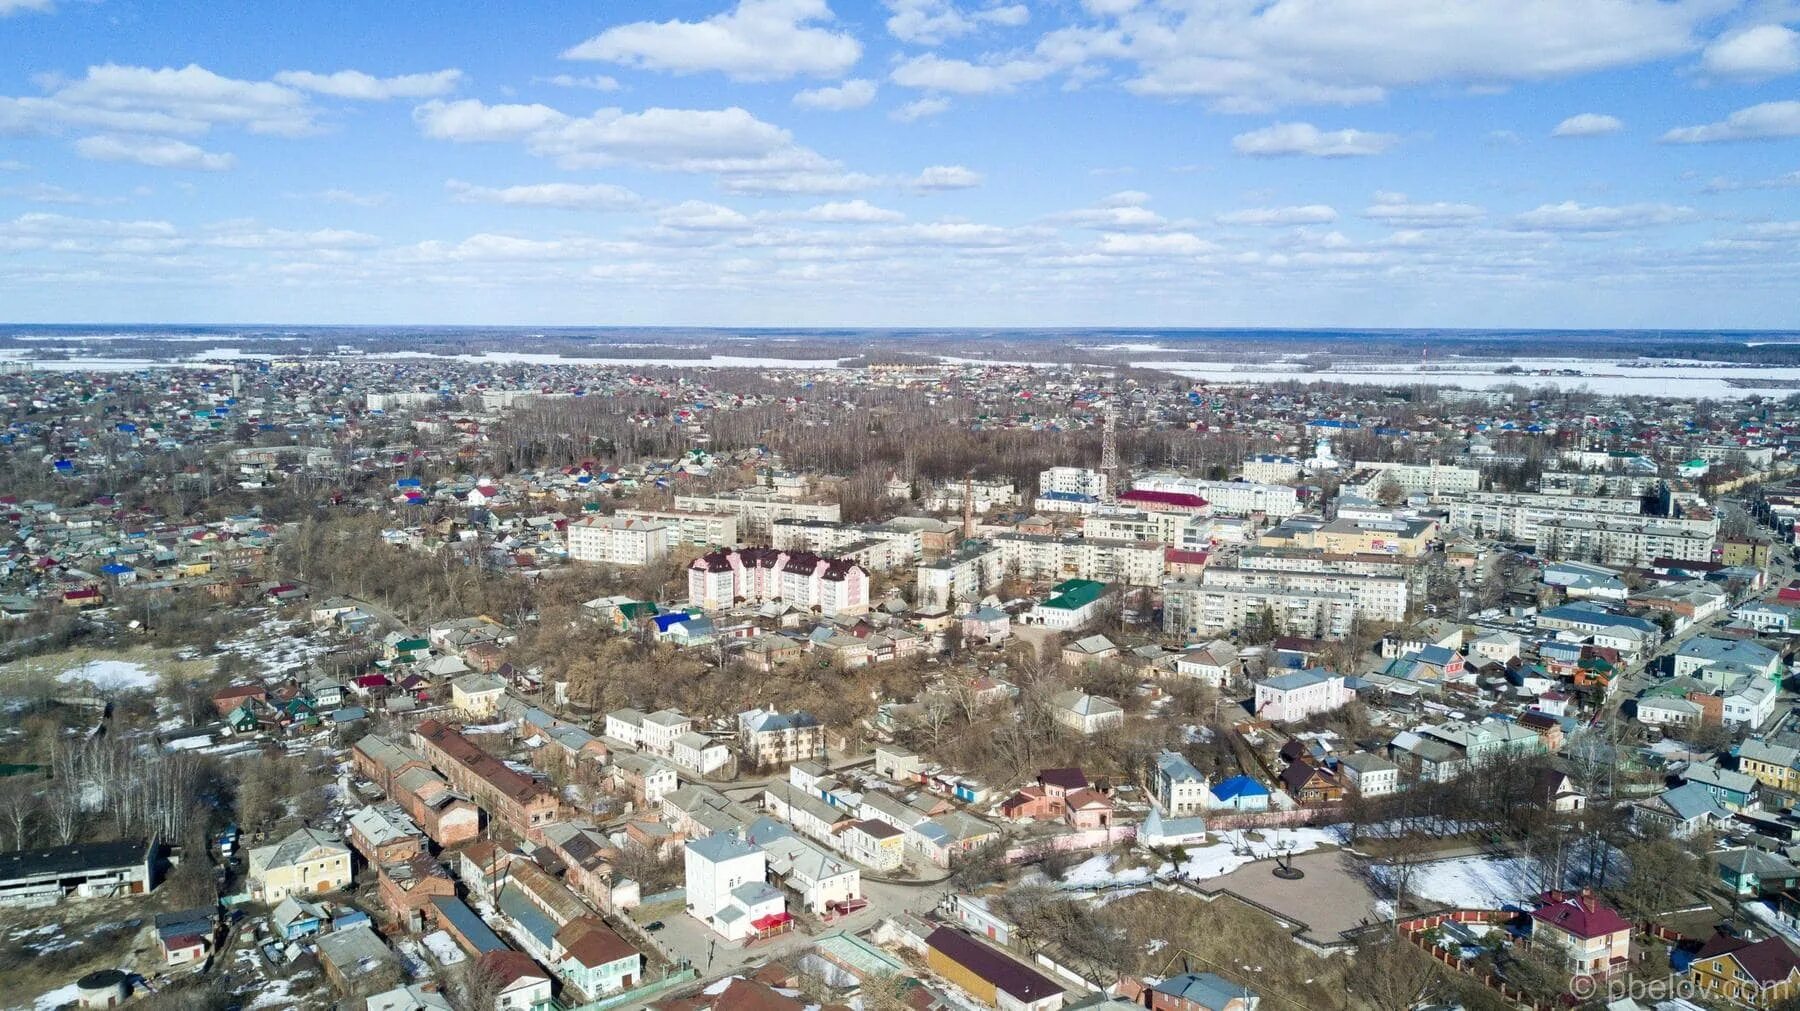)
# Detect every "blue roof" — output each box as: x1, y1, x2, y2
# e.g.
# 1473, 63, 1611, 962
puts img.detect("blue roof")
1037, 490, 1096, 503
428, 897, 507, 954
497, 883, 558, 949
1260, 668, 1336, 691
1211, 775, 1269, 800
